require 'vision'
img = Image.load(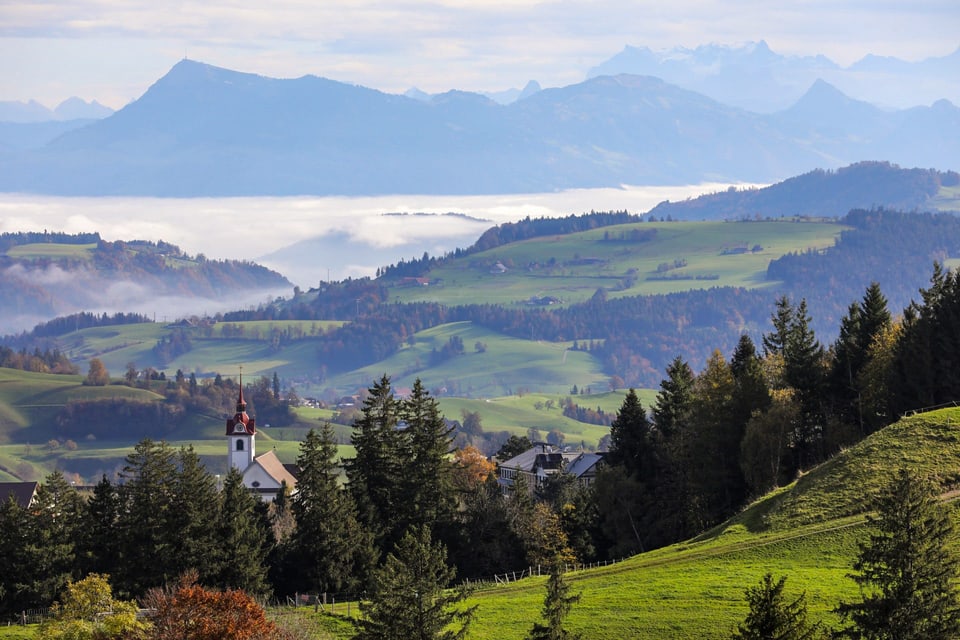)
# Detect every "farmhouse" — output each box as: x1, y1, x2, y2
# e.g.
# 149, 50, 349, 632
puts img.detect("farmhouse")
497, 443, 605, 495
226, 385, 297, 501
